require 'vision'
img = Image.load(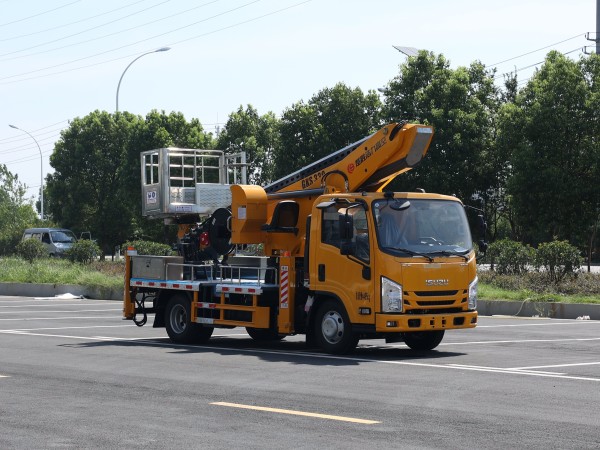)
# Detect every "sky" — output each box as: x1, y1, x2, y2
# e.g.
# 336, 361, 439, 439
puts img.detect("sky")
0, 0, 597, 200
